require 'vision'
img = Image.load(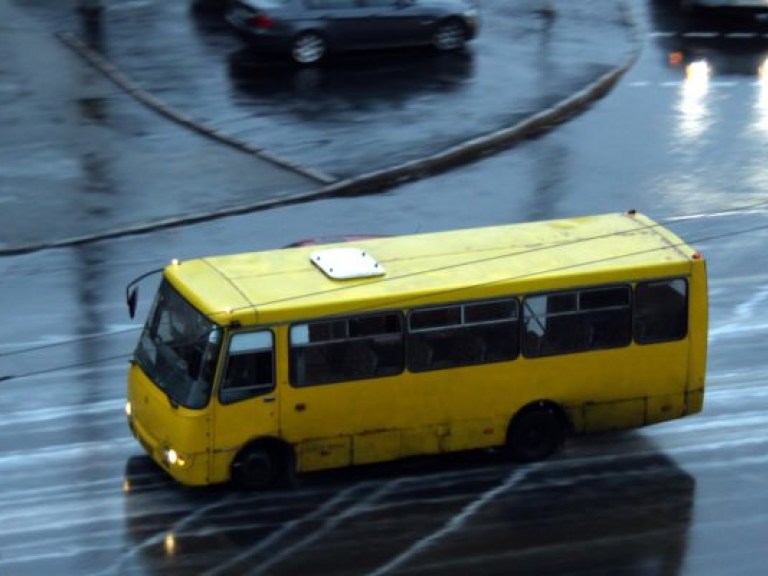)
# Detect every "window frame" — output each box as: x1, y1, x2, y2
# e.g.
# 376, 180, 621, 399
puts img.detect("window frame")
219, 329, 276, 405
